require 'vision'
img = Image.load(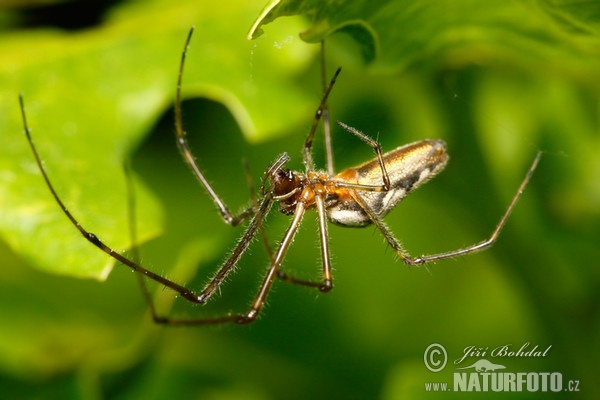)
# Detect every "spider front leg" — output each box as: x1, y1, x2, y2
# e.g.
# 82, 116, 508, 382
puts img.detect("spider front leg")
18, 94, 201, 305
122, 156, 271, 325
21, 89, 288, 325
165, 197, 307, 325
